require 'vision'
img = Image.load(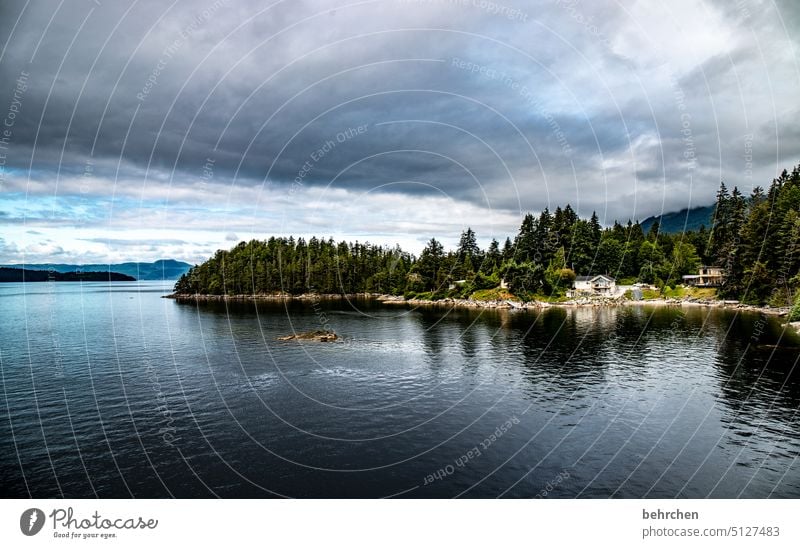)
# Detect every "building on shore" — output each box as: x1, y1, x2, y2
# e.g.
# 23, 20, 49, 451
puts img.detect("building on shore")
681, 266, 724, 287
570, 275, 617, 296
